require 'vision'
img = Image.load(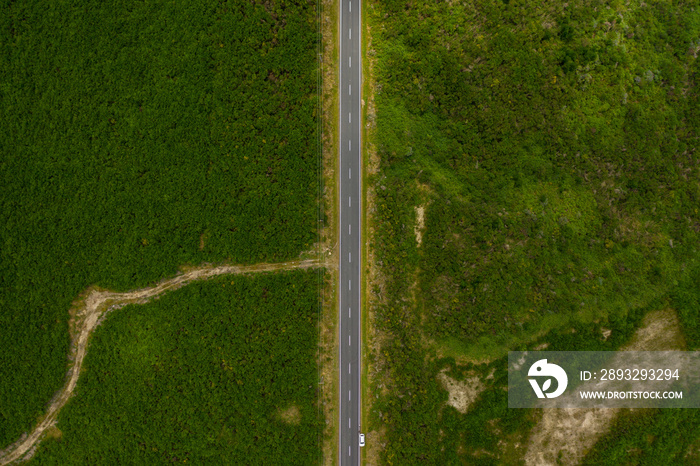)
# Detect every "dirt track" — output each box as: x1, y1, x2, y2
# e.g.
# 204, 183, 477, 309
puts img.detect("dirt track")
0, 259, 321, 465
